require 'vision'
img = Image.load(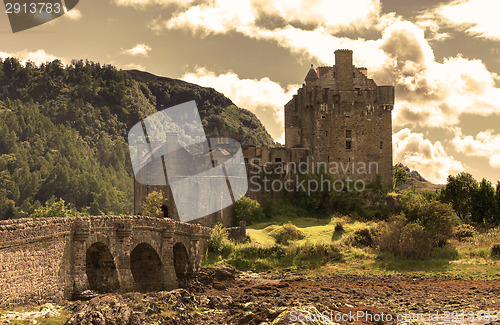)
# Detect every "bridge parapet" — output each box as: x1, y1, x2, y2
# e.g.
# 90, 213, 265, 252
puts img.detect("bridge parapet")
0, 215, 220, 307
